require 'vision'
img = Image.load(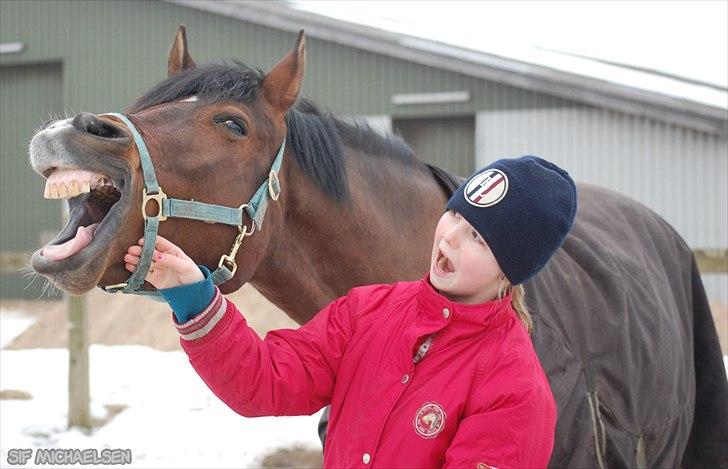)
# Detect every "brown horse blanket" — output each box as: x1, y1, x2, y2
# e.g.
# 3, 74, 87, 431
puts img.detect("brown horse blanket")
528, 184, 727, 467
